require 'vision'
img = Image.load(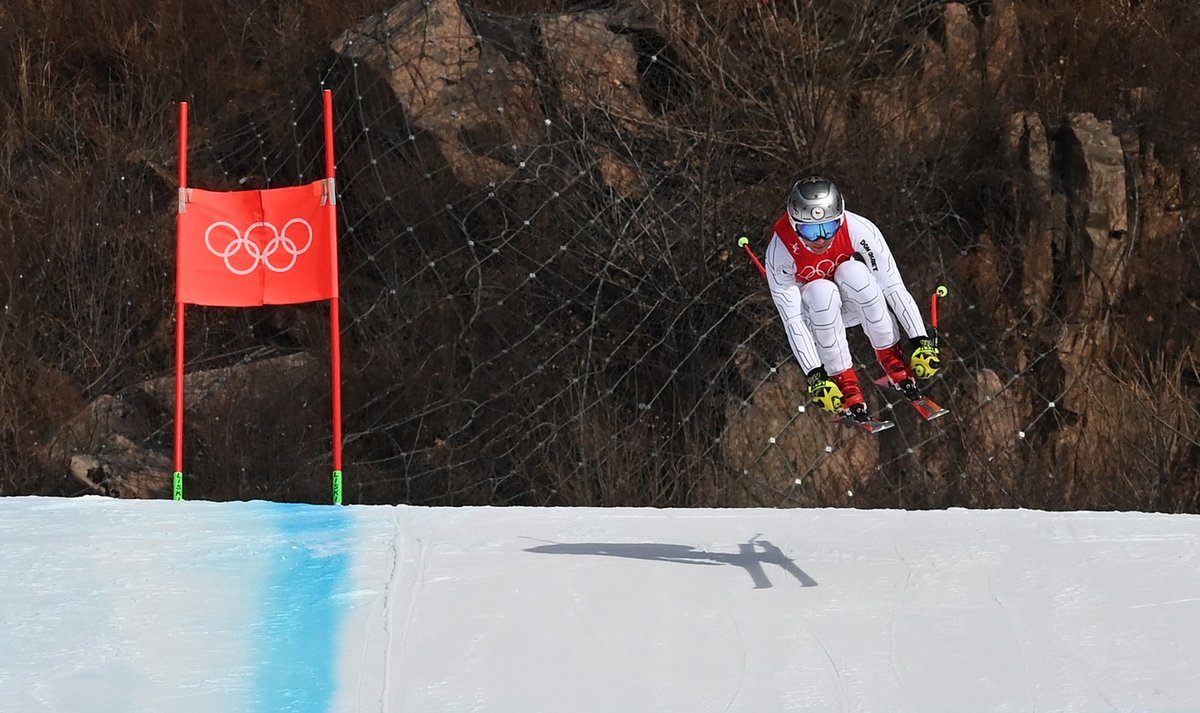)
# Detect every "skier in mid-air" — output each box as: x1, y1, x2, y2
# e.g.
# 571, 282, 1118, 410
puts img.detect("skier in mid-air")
763, 176, 941, 424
